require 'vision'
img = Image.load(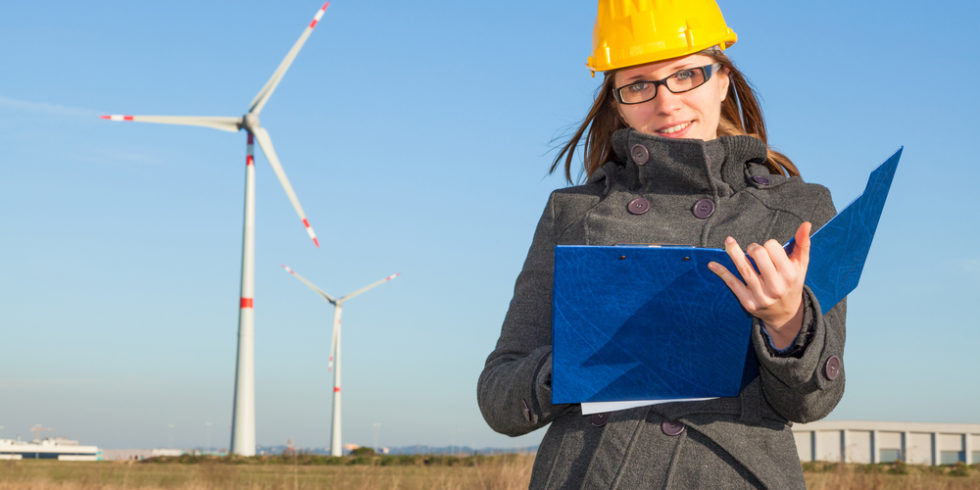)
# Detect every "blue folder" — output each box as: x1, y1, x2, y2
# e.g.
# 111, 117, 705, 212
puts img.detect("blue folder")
551, 148, 902, 404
